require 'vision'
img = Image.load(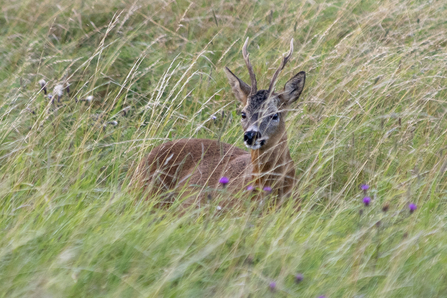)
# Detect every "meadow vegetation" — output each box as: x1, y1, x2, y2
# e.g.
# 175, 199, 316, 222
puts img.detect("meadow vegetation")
1, 0, 447, 296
